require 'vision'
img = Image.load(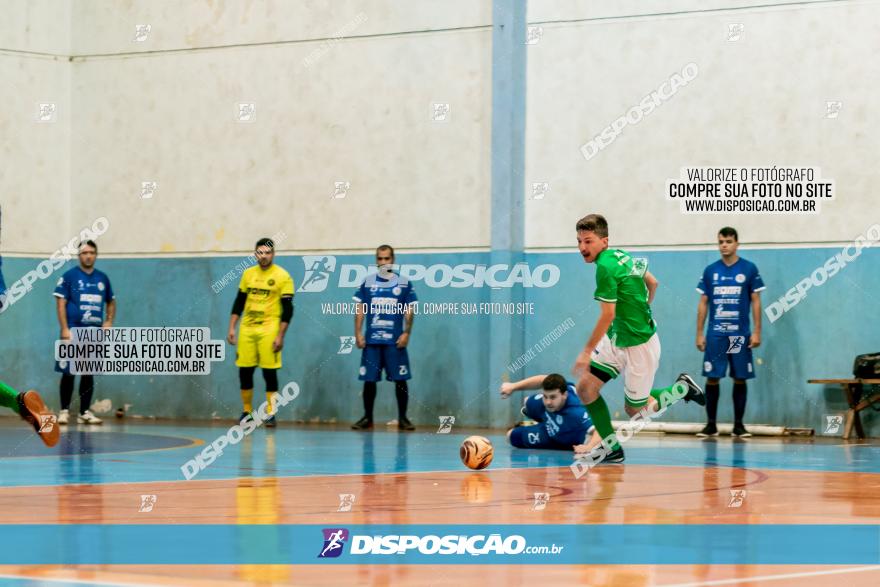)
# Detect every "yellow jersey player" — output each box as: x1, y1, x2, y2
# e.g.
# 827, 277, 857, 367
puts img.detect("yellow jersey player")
227, 238, 294, 427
